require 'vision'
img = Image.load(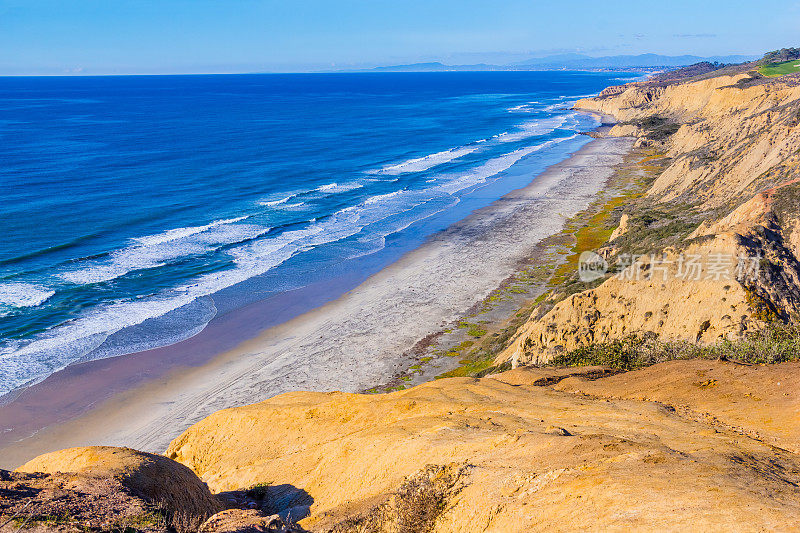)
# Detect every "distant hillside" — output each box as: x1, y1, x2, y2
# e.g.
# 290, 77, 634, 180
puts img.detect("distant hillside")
360, 53, 758, 73
370, 62, 498, 72
759, 47, 800, 65
516, 53, 755, 69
